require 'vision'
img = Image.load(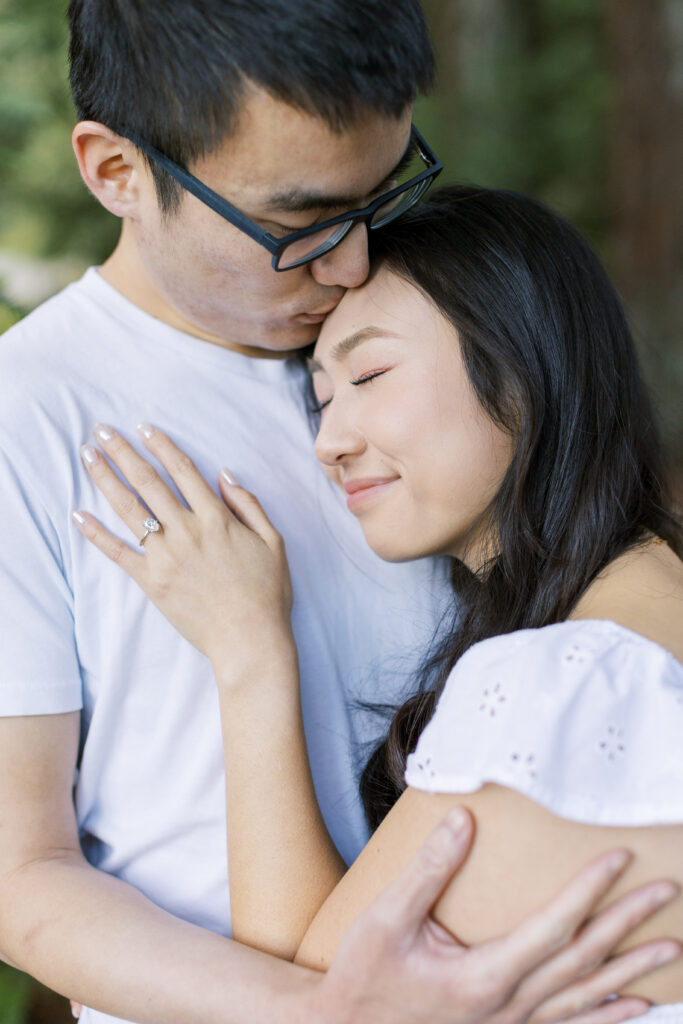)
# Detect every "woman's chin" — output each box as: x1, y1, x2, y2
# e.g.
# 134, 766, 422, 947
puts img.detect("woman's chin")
361, 528, 431, 565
